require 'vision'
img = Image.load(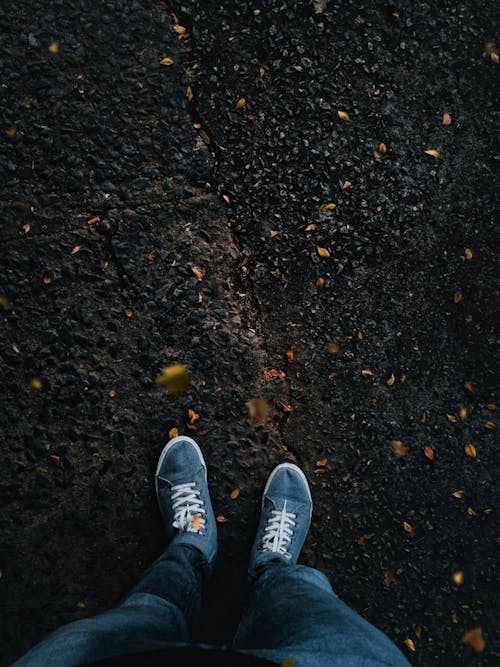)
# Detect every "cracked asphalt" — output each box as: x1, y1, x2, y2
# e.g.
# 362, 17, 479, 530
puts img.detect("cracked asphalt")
0, 1, 498, 665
